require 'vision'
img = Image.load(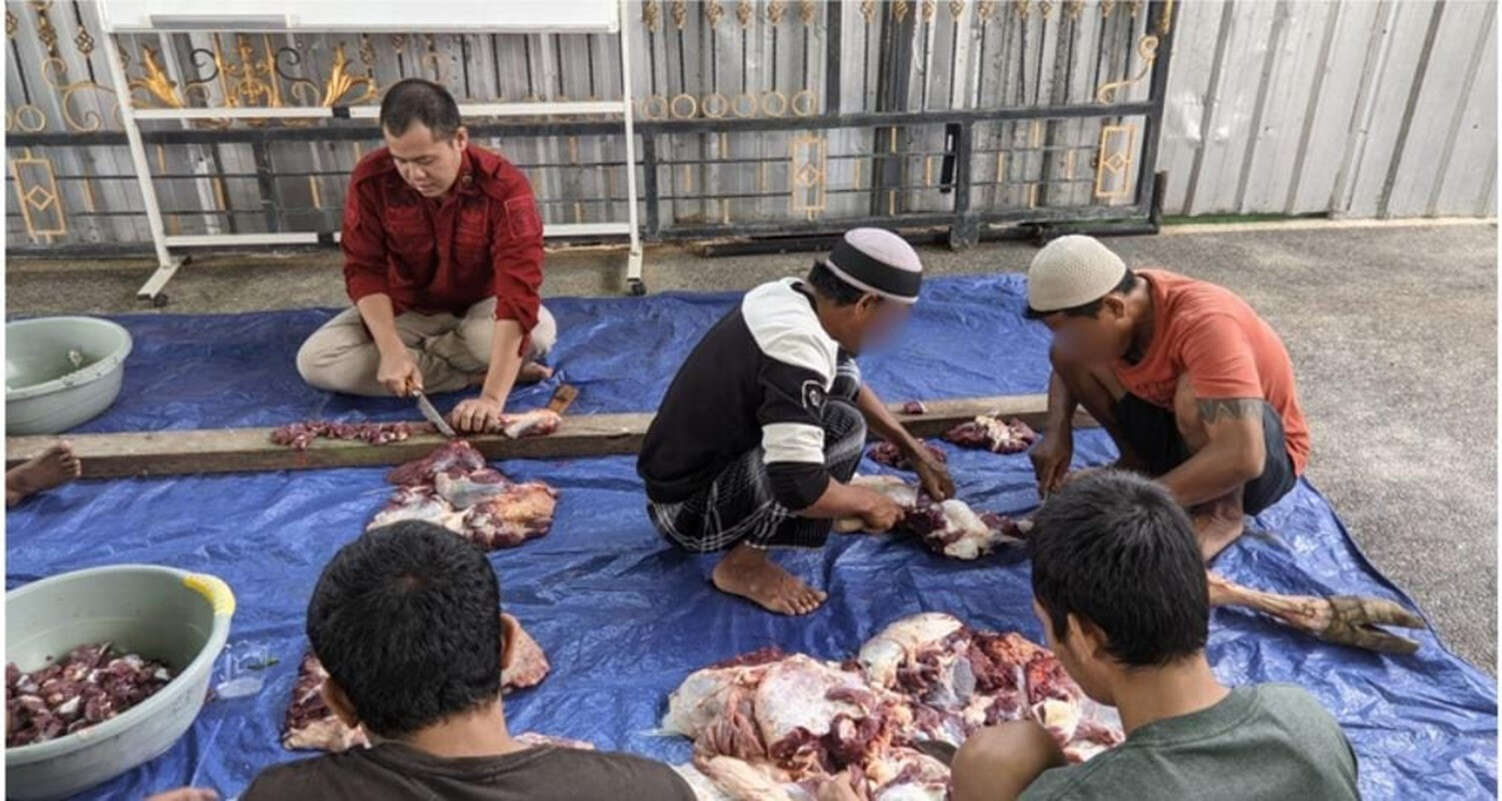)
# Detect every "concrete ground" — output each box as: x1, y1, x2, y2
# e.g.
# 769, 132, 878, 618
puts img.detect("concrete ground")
7, 220, 1497, 672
